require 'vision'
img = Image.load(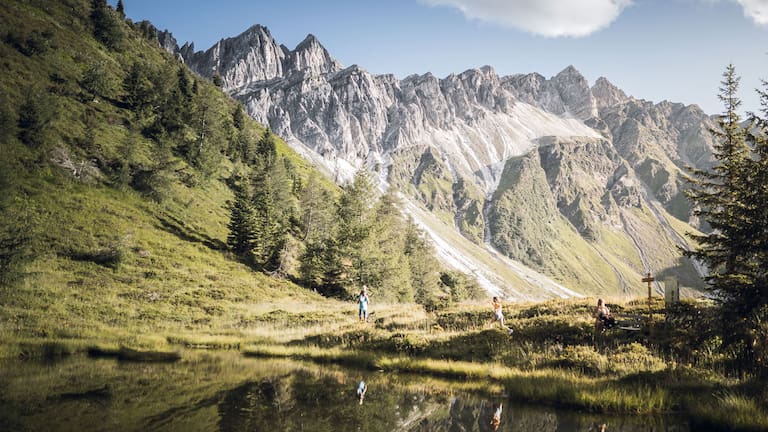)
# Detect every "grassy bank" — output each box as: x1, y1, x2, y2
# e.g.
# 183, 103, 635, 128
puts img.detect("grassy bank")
2, 285, 767, 430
